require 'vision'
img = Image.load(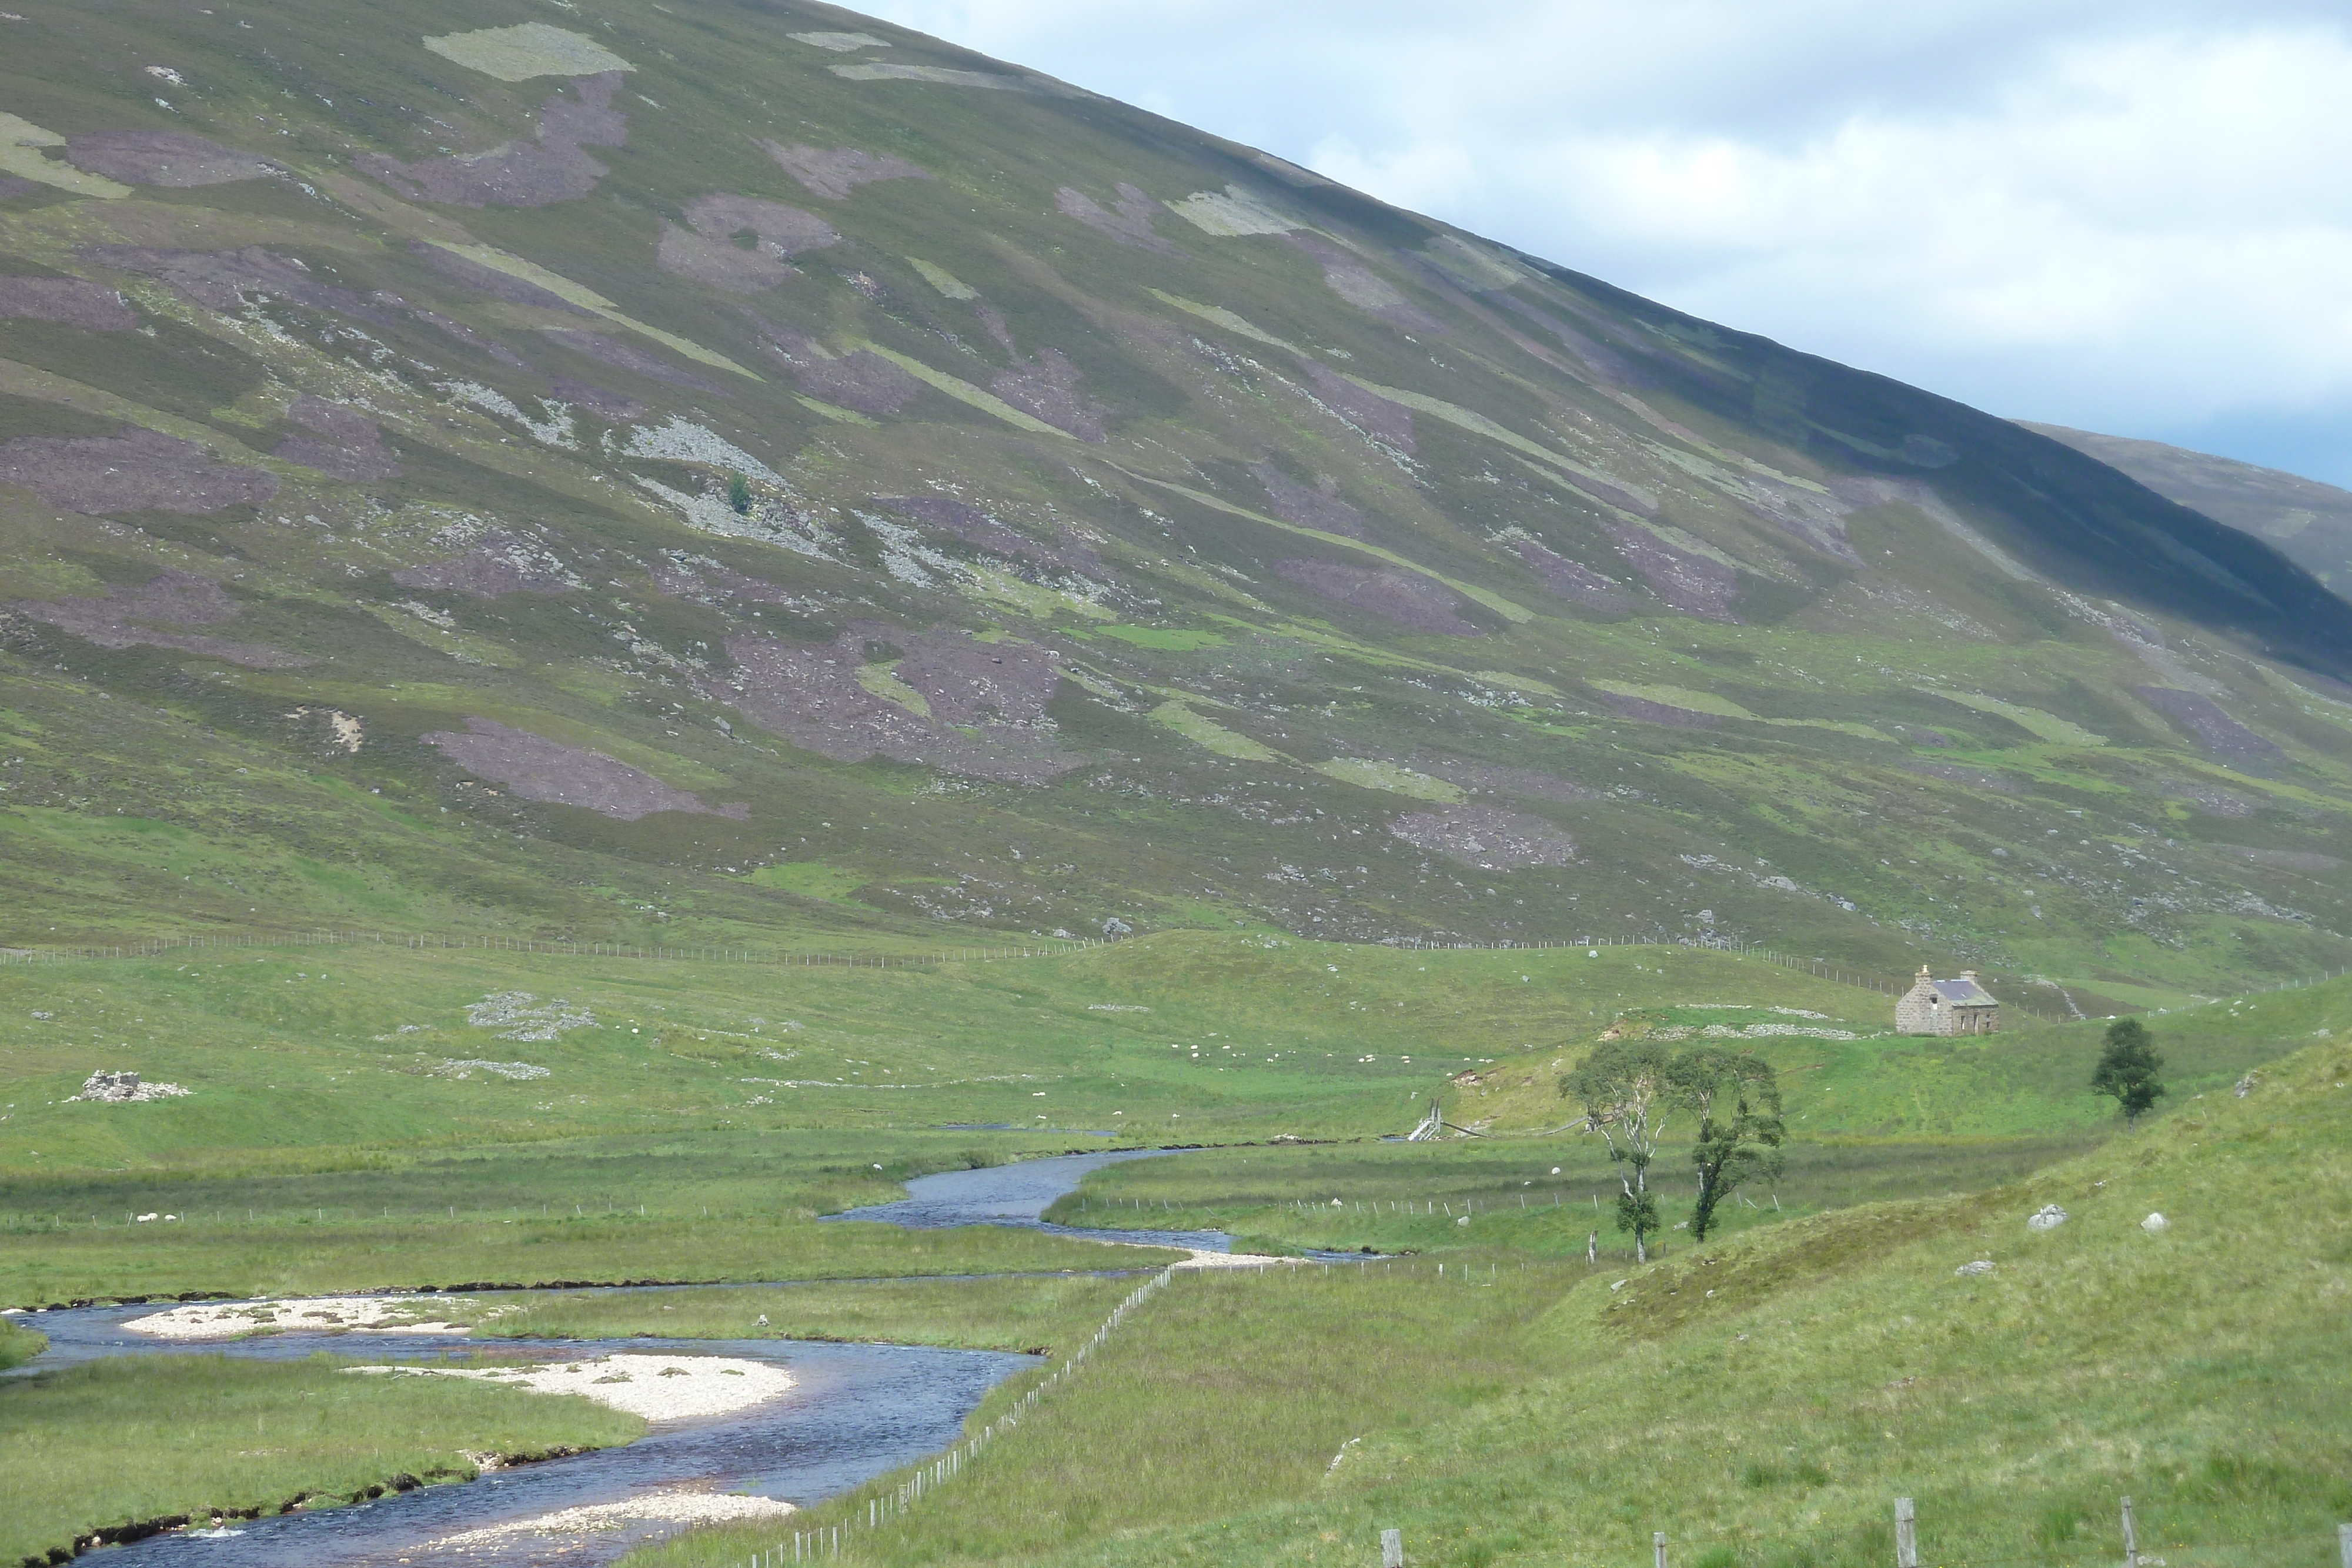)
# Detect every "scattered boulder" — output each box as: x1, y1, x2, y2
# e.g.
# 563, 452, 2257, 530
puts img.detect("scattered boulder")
1954, 1259, 1996, 1277
2141, 1212, 2169, 1234
2026, 1203, 2068, 1232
